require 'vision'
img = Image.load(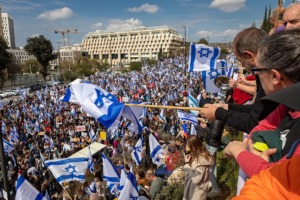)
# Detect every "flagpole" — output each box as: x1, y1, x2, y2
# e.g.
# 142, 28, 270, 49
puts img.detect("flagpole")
0, 128, 11, 200
125, 103, 203, 111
